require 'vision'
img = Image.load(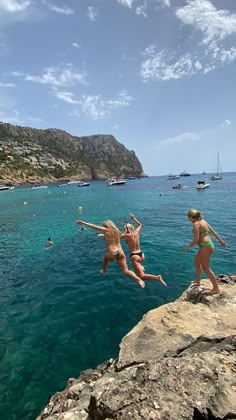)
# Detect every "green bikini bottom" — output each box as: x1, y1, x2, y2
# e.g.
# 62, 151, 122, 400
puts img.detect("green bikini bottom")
198, 241, 214, 248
